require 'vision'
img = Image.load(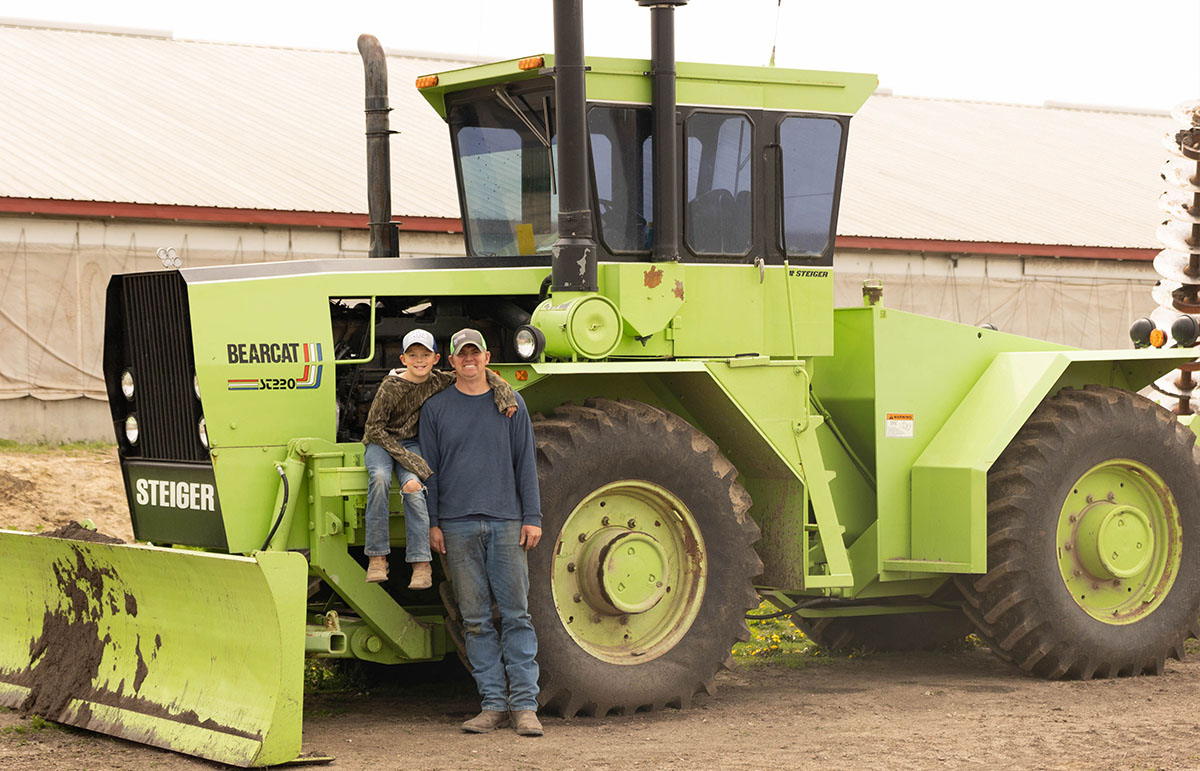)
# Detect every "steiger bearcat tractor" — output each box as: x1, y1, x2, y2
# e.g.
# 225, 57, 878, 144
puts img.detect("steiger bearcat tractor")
3, 1, 1199, 766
